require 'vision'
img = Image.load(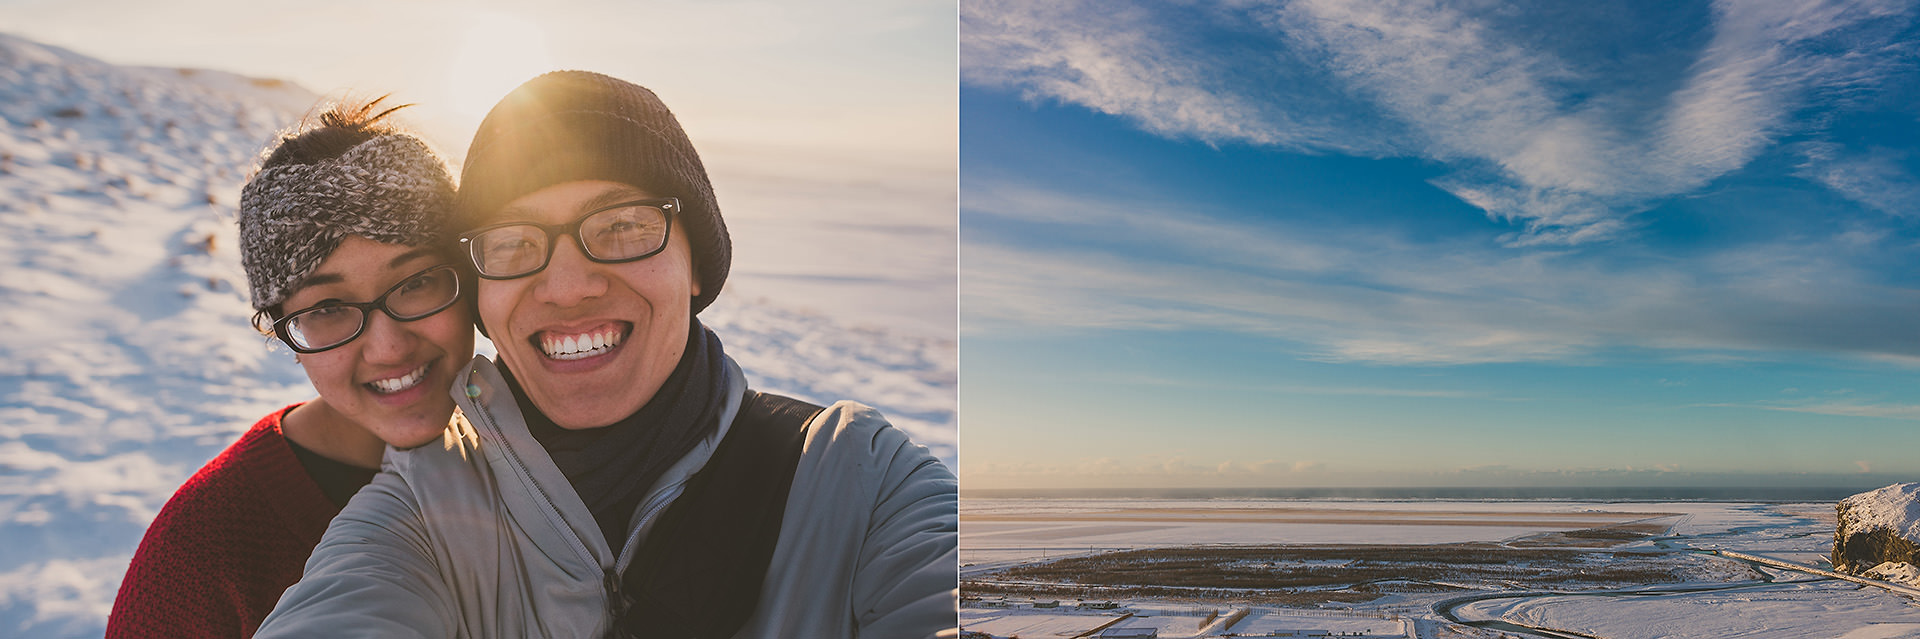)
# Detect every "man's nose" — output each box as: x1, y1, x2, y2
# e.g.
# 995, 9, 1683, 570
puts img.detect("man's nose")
532, 238, 610, 306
